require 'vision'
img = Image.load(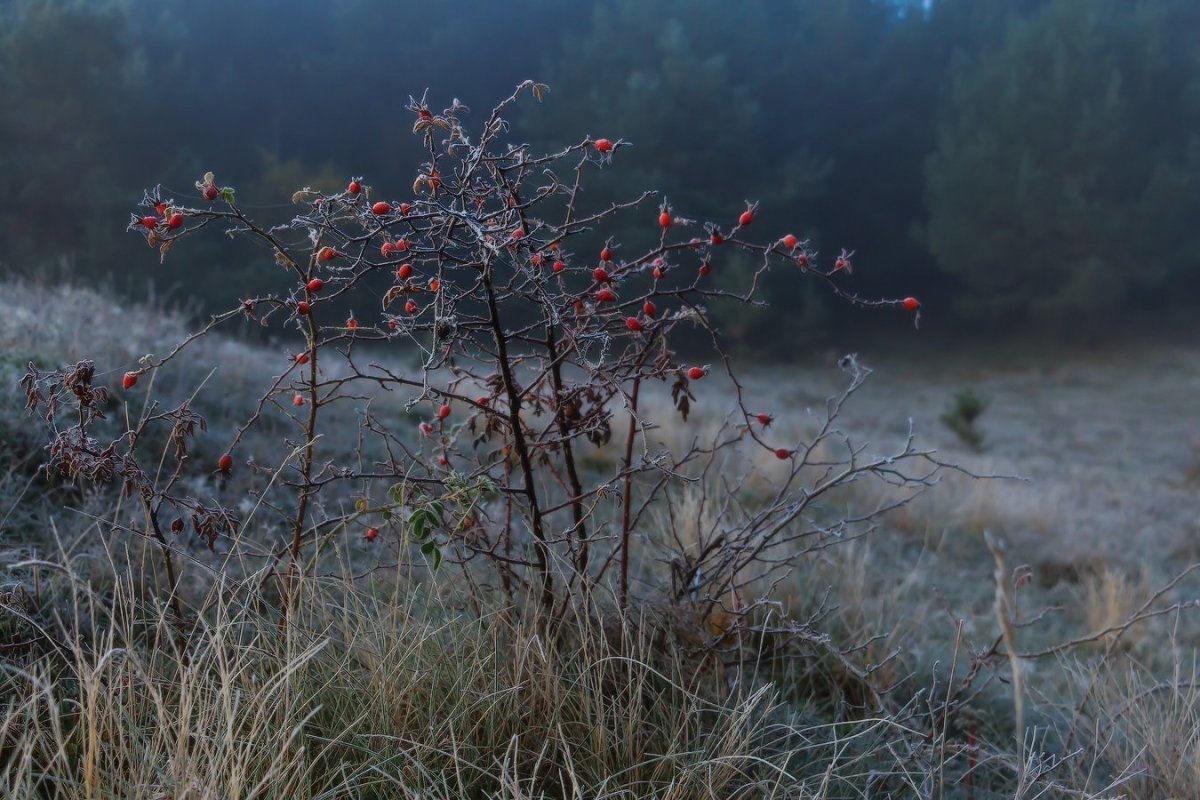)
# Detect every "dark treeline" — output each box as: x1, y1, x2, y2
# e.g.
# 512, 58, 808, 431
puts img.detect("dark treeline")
2, 0, 1197, 353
